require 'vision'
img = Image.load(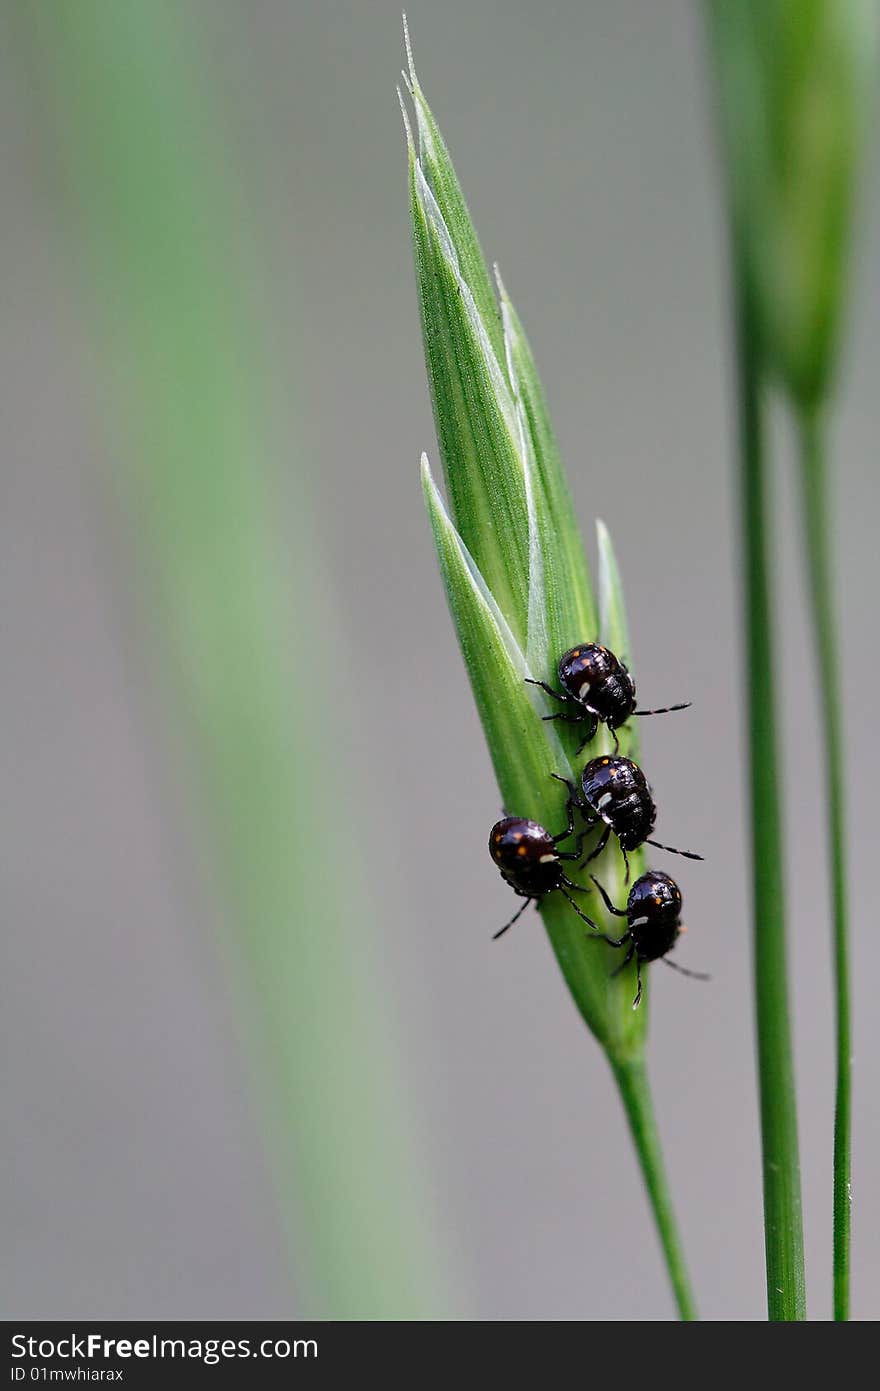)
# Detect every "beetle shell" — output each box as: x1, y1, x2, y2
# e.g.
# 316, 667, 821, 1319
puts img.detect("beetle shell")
580, 755, 657, 851
489, 817, 563, 898
557, 643, 636, 729
626, 870, 682, 960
